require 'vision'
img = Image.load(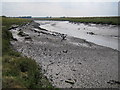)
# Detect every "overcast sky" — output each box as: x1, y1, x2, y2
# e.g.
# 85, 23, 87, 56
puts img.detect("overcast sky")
2, 0, 120, 2
2, 0, 119, 17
